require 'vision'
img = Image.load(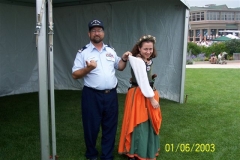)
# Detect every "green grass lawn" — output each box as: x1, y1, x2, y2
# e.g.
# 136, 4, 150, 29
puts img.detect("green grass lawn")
0, 69, 240, 160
